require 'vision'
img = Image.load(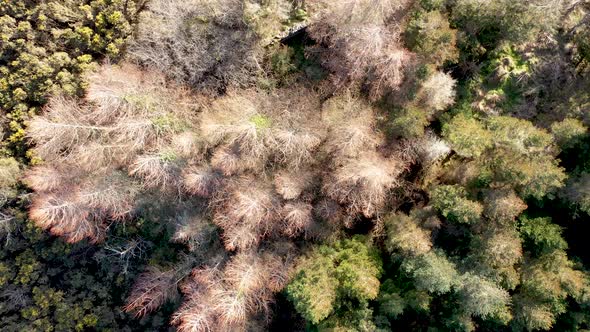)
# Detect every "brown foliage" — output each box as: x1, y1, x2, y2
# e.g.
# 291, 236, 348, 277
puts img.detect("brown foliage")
202, 89, 325, 173
210, 146, 244, 176
483, 189, 528, 221
281, 202, 315, 237
182, 166, 222, 198
124, 267, 178, 317
26, 61, 421, 327
322, 93, 382, 158
27, 96, 103, 162
129, 0, 263, 92
211, 177, 281, 251
172, 250, 294, 332
274, 169, 316, 200
23, 166, 69, 193
307, 0, 414, 98
28, 171, 137, 243
171, 211, 219, 253
29, 194, 101, 243
26, 64, 198, 242
324, 152, 402, 217
129, 154, 183, 190
171, 131, 204, 159
480, 228, 523, 269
